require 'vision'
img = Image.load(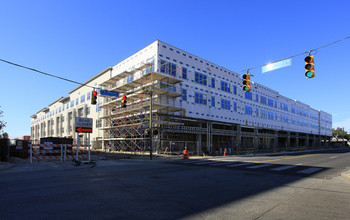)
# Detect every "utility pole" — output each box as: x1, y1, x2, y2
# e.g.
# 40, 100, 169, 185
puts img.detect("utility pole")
149, 88, 153, 160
